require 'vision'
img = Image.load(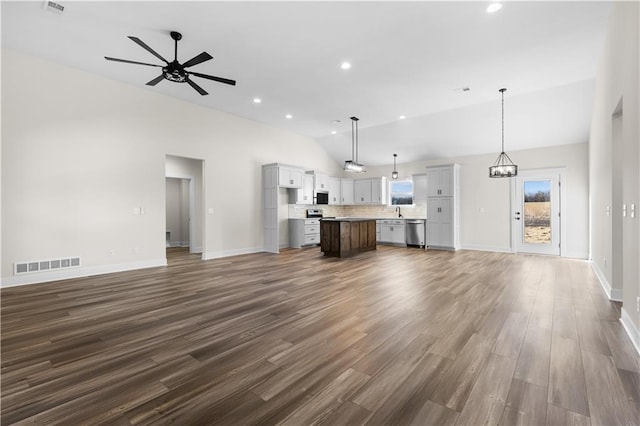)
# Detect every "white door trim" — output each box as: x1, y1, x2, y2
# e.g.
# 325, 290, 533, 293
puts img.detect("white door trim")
510, 167, 567, 256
